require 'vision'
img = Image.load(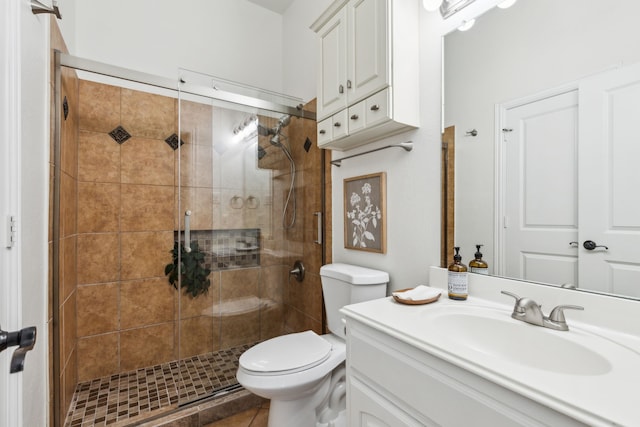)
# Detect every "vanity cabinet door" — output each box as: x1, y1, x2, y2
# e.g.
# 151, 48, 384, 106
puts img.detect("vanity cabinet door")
349, 377, 428, 427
